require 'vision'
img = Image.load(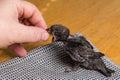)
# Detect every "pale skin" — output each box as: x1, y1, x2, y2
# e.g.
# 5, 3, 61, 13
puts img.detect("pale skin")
0, 0, 49, 57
